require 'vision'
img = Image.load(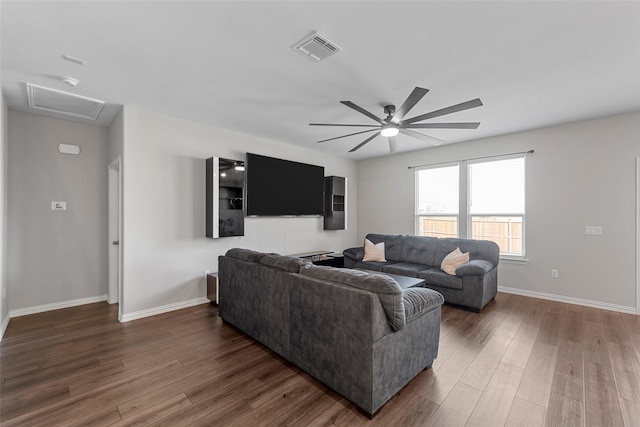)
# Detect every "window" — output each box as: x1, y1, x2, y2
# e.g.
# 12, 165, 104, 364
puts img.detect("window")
468, 157, 525, 257
416, 155, 526, 258
415, 164, 459, 238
